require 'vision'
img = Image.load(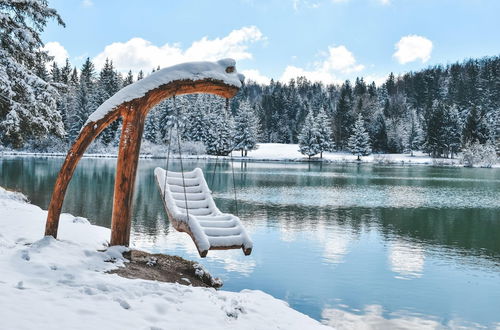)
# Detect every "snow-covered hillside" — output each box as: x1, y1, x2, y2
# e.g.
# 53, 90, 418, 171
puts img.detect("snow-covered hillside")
0, 186, 328, 330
